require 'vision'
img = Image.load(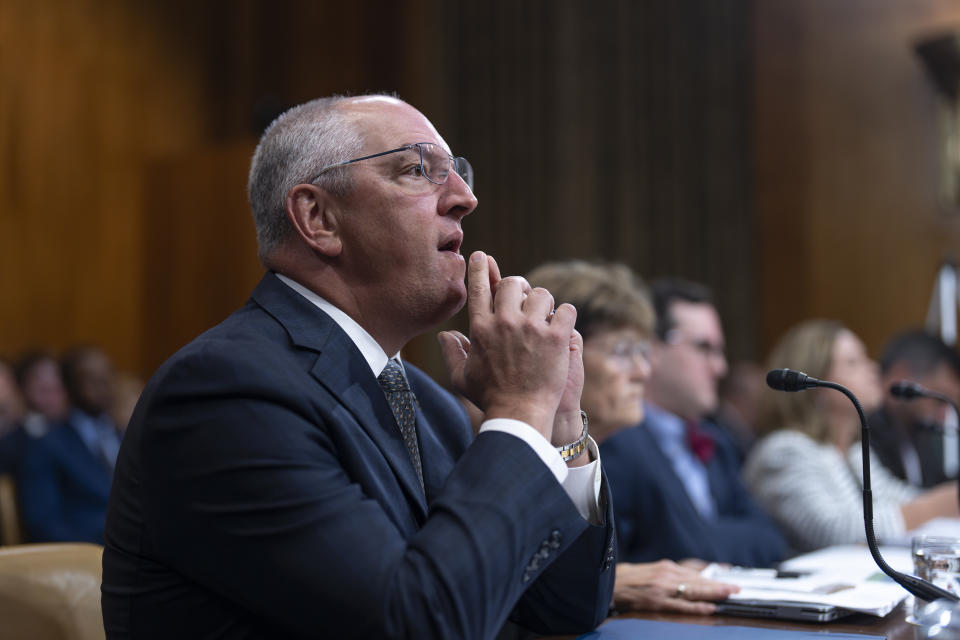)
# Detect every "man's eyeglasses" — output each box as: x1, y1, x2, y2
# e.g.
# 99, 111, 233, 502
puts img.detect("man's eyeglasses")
665, 330, 726, 361
308, 142, 474, 192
